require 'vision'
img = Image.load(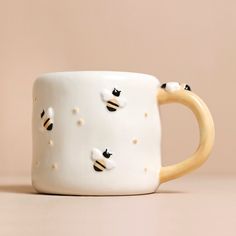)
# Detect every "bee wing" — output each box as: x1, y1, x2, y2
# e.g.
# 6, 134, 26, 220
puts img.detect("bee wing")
91, 148, 103, 161
47, 107, 54, 118
117, 97, 127, 108
165, 82, 181, 92
101, 89, 113, 102
105, 159, 116, 170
